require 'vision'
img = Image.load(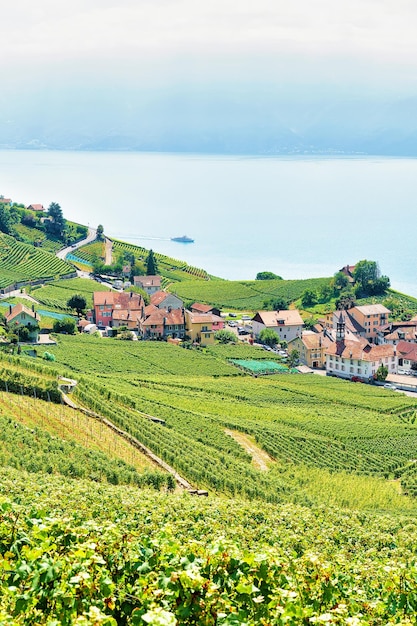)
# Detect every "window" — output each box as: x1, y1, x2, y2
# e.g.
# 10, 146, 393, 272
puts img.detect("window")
204, 333, 211, 339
